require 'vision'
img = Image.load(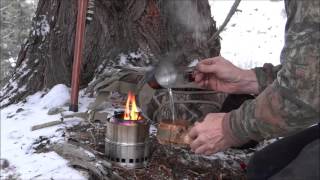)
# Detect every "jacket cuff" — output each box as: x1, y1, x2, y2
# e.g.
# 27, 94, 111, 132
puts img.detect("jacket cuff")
222, 113, 249, 146
253, 63, 279, 93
